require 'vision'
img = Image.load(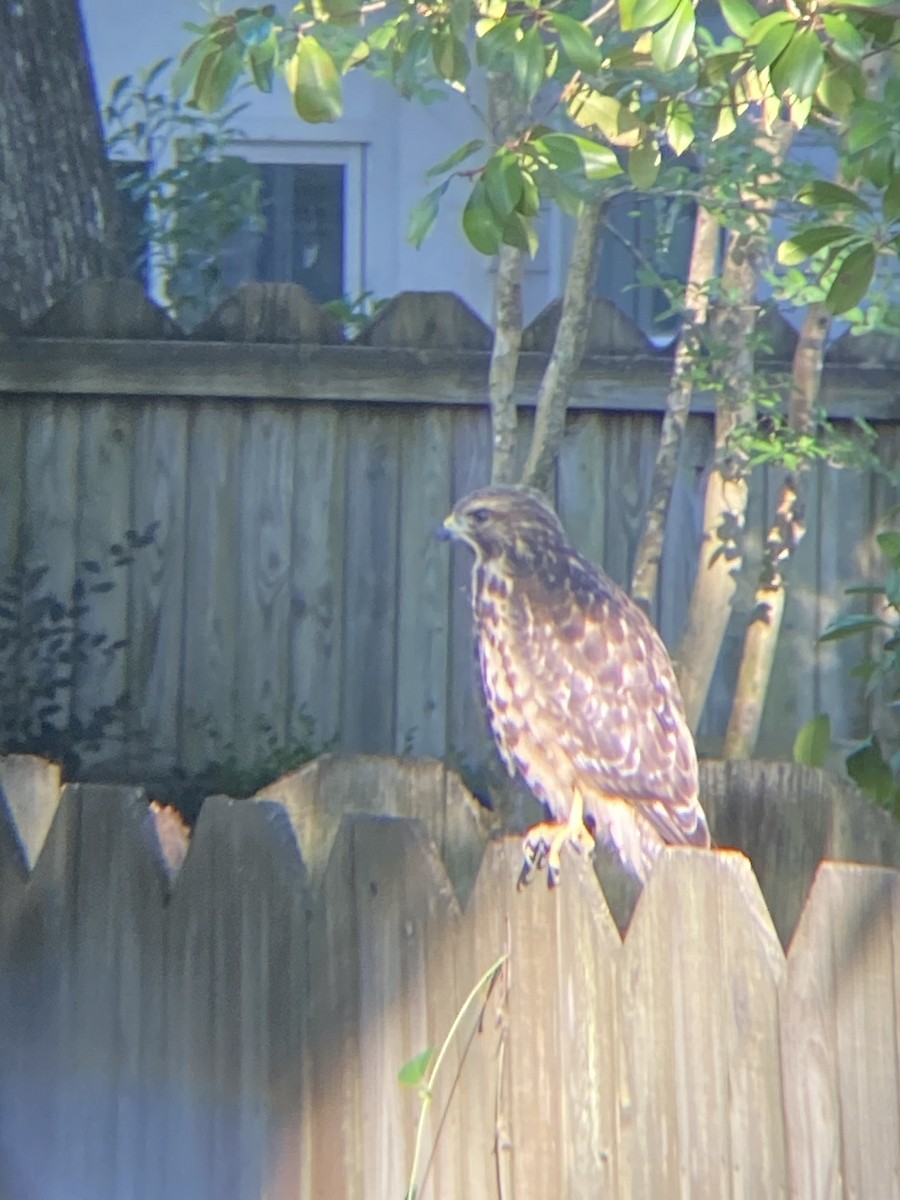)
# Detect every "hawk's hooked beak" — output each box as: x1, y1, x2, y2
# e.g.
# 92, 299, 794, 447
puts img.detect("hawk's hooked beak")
436, 512, 462, 541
